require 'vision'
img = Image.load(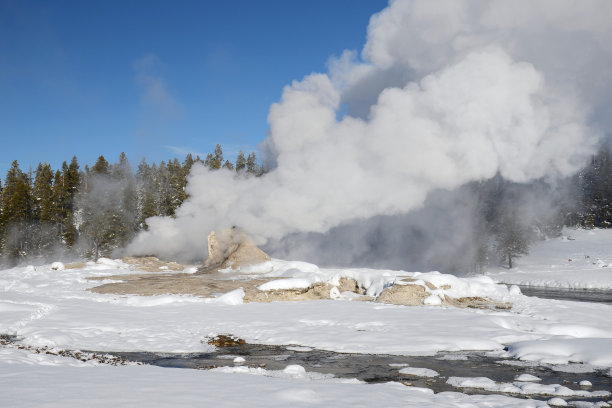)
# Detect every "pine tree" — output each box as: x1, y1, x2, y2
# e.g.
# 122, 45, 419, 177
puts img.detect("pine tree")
156, 161, 173, 216
580, 147, 612, 228
168, 157, 186, 213
52, 157, 80, 248
183, 153, 195, 174
91, 155, 110, 175
1, 161, 34, 261
204, 153, 214, 169
32, 163, 57, 254
235, 151, 246, 173
112, 153, 138, 248
495, 215, 529, 269
32, 163, 55, 223
213, 144, 223, 169
136, 158, 157, 230
222, 160, 234, 171
246, 152, 257, 174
